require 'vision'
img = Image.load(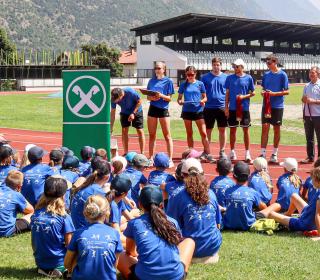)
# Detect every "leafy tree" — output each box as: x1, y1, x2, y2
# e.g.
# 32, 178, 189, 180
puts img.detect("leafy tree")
81, 43, 123, 77
0, 28, 16, 65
